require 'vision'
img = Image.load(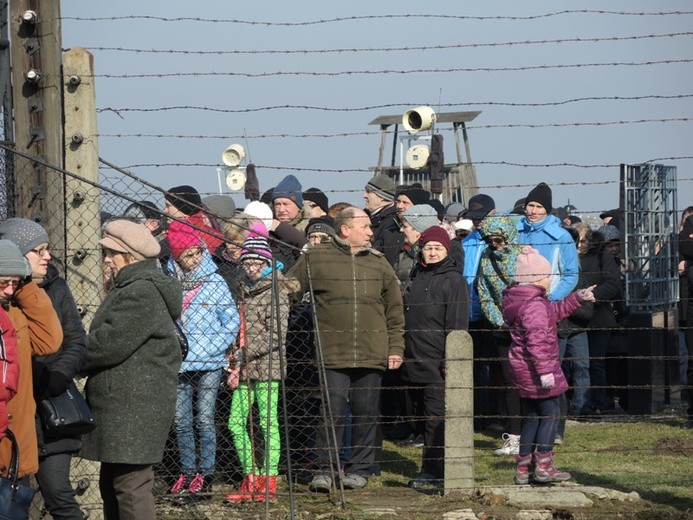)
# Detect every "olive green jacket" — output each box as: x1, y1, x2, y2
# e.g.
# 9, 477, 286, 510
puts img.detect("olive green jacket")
288, 238, 404, 370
